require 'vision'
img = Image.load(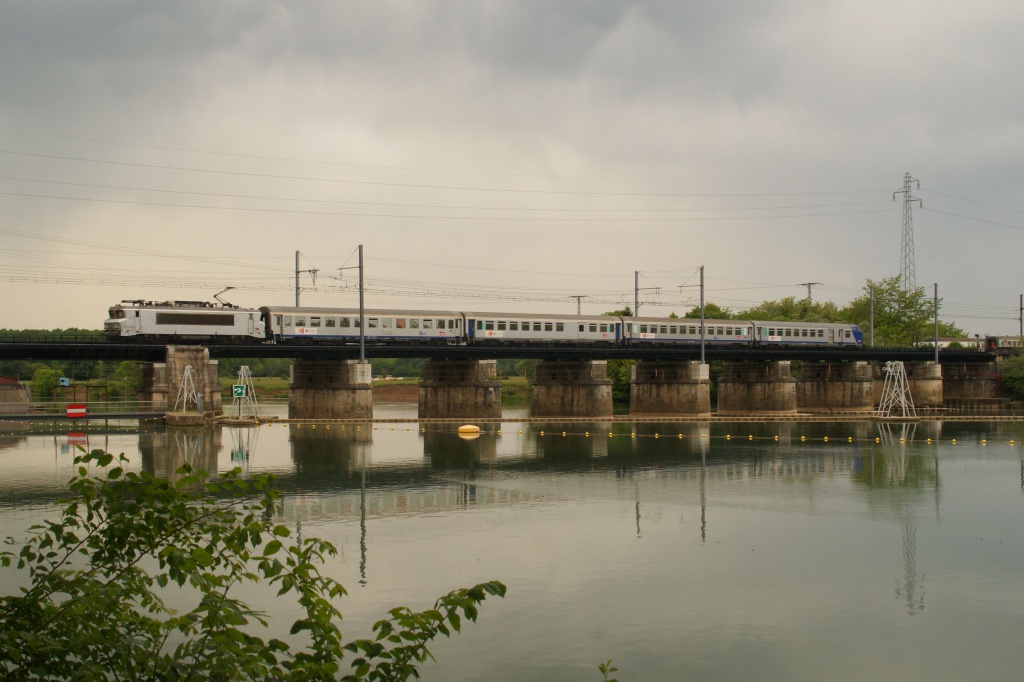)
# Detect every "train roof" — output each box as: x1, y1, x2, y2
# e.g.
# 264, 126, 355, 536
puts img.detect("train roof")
461, 311, 619, 322
259, 306, 461, 317
112, 300, 248, 310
